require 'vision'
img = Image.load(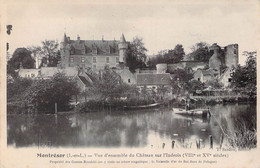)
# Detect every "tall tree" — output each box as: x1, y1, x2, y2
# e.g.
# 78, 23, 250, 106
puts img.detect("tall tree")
28, 40, 60, 67
166, 44, 185, 63
231, 51, 256, 93
7, 48, 35, 77
189, 42, 213, 62
89, 68, 131, 101
126, 37, 147, 72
